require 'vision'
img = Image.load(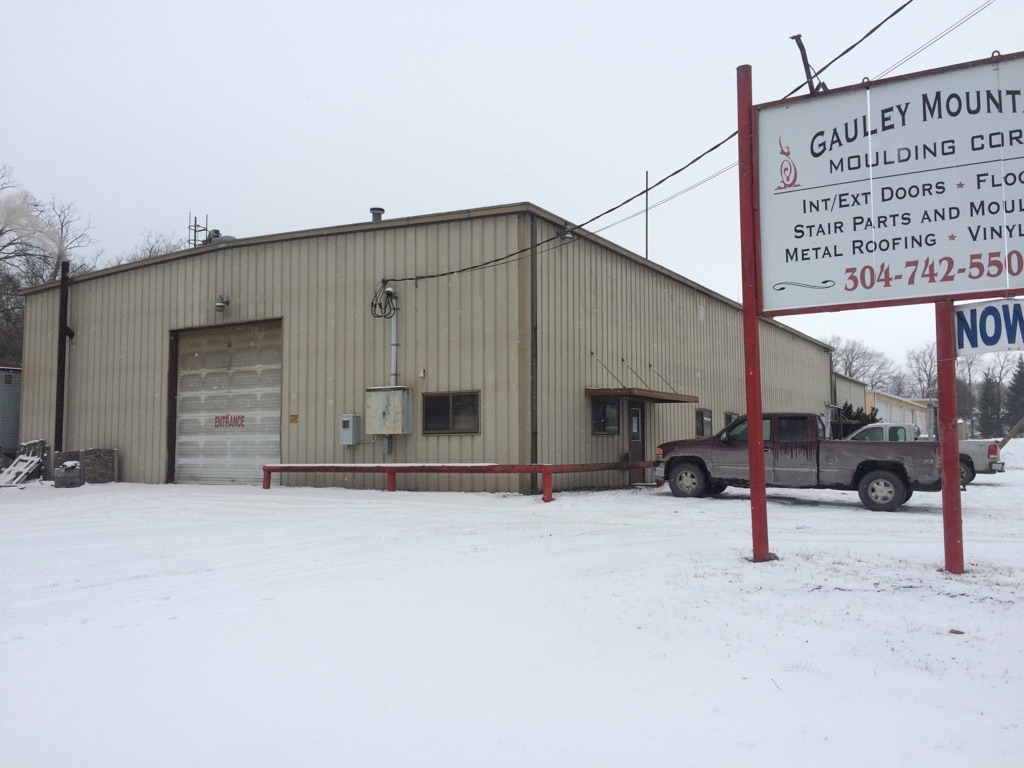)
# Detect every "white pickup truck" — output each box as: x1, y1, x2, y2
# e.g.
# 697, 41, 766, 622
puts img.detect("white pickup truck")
844, 422, 1005, 484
